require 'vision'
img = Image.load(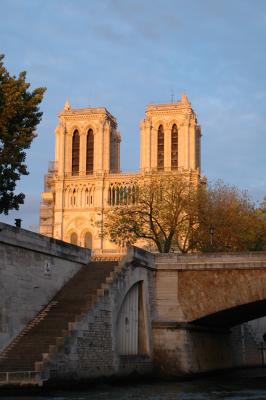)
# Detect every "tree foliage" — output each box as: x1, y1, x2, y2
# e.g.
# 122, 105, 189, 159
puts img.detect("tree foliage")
102, 174, 266, 254
0, 54, 46, 214
253, 196, 266, 251
259, 196, 266, 214
102, 172, 199, 253
195, 181, 266, 252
